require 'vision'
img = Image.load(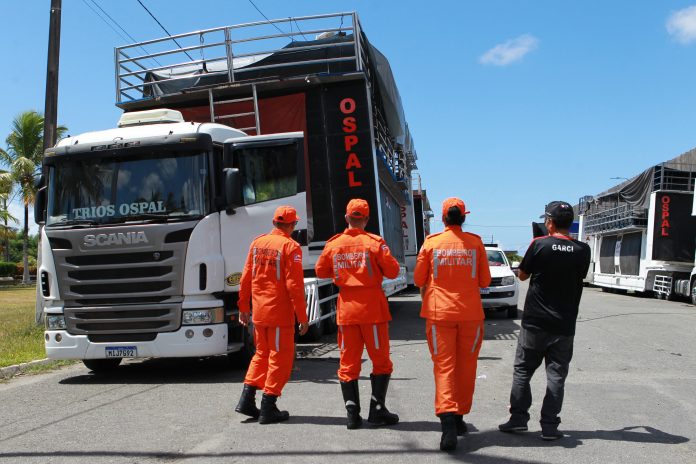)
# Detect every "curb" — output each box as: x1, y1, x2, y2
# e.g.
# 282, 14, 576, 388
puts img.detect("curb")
0, 359, 54, 380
